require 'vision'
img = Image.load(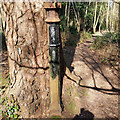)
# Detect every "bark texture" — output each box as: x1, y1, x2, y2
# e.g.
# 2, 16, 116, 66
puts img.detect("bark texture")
2, 2, 50, 118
